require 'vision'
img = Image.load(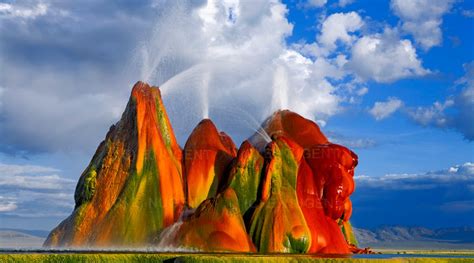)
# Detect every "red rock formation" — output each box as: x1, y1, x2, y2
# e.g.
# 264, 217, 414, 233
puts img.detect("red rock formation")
183, 119, 237, 208
158, 188, 256, 252
44, 81, 185, 247
303, 143, 357, 253
257, 110, 358, 254
249, 137, 312, 253
250, 110, 328, 150
223, 141, 264, 217
44, 81, 361, 254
